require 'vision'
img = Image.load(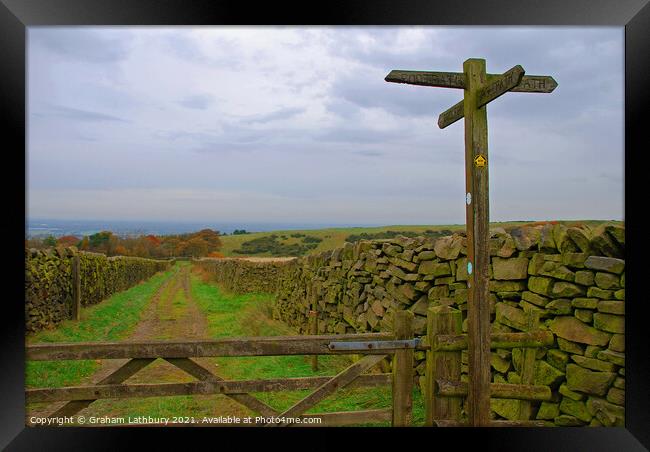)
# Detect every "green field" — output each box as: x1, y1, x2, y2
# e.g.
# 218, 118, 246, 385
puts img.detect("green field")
219, 220, 621, 257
